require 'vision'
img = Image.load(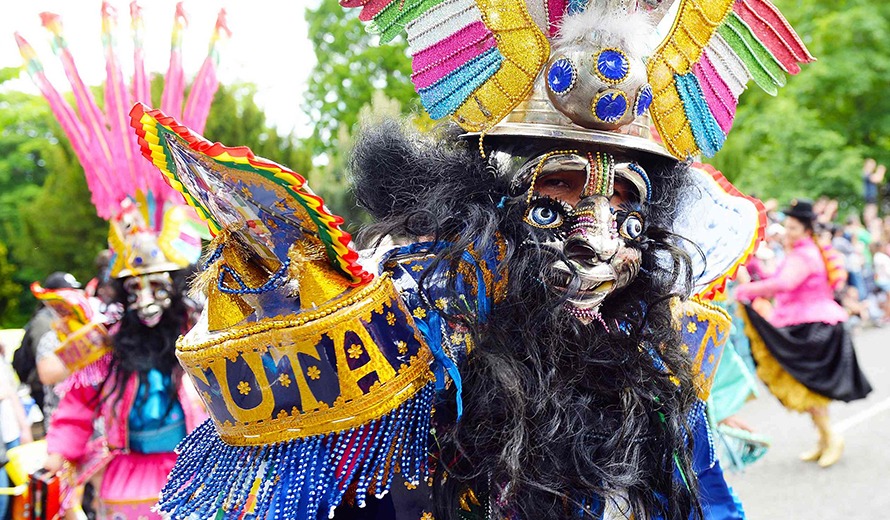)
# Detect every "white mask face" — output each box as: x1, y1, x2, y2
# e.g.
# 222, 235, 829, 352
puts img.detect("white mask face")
518, 150, 649, 323
123, 273, 174, 327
